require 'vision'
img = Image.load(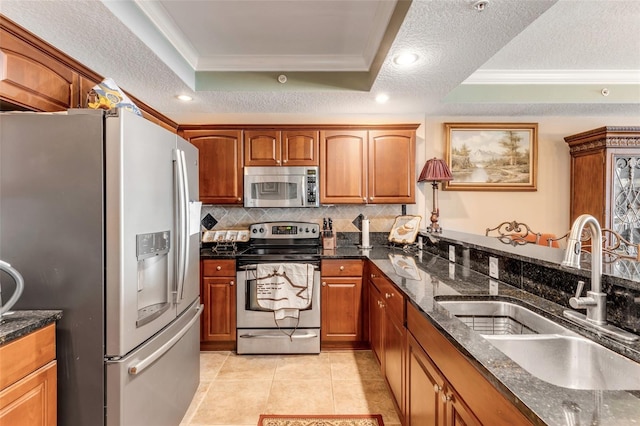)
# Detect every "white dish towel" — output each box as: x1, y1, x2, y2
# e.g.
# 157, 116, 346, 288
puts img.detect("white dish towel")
256, 263, 314, 320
